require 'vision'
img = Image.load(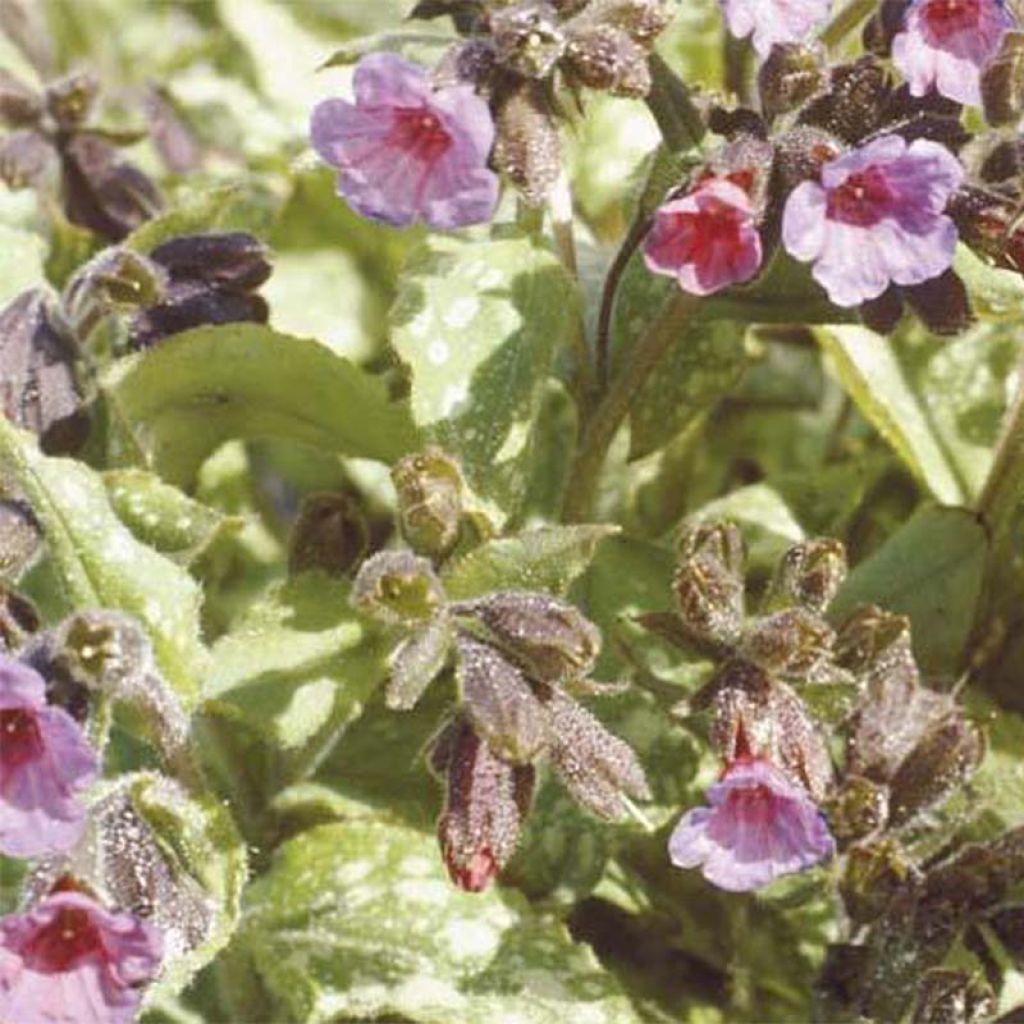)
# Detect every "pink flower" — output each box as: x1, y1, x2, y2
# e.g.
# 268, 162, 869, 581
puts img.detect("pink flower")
0, 655, 99, 858
644, 178, 763, 296
310, 53, 499, 230
892, 0, 1013, 106
668, 756, 835, 892
719, 0, 832, 56
0, 891, 162, 1024
781, 134, 964, 307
